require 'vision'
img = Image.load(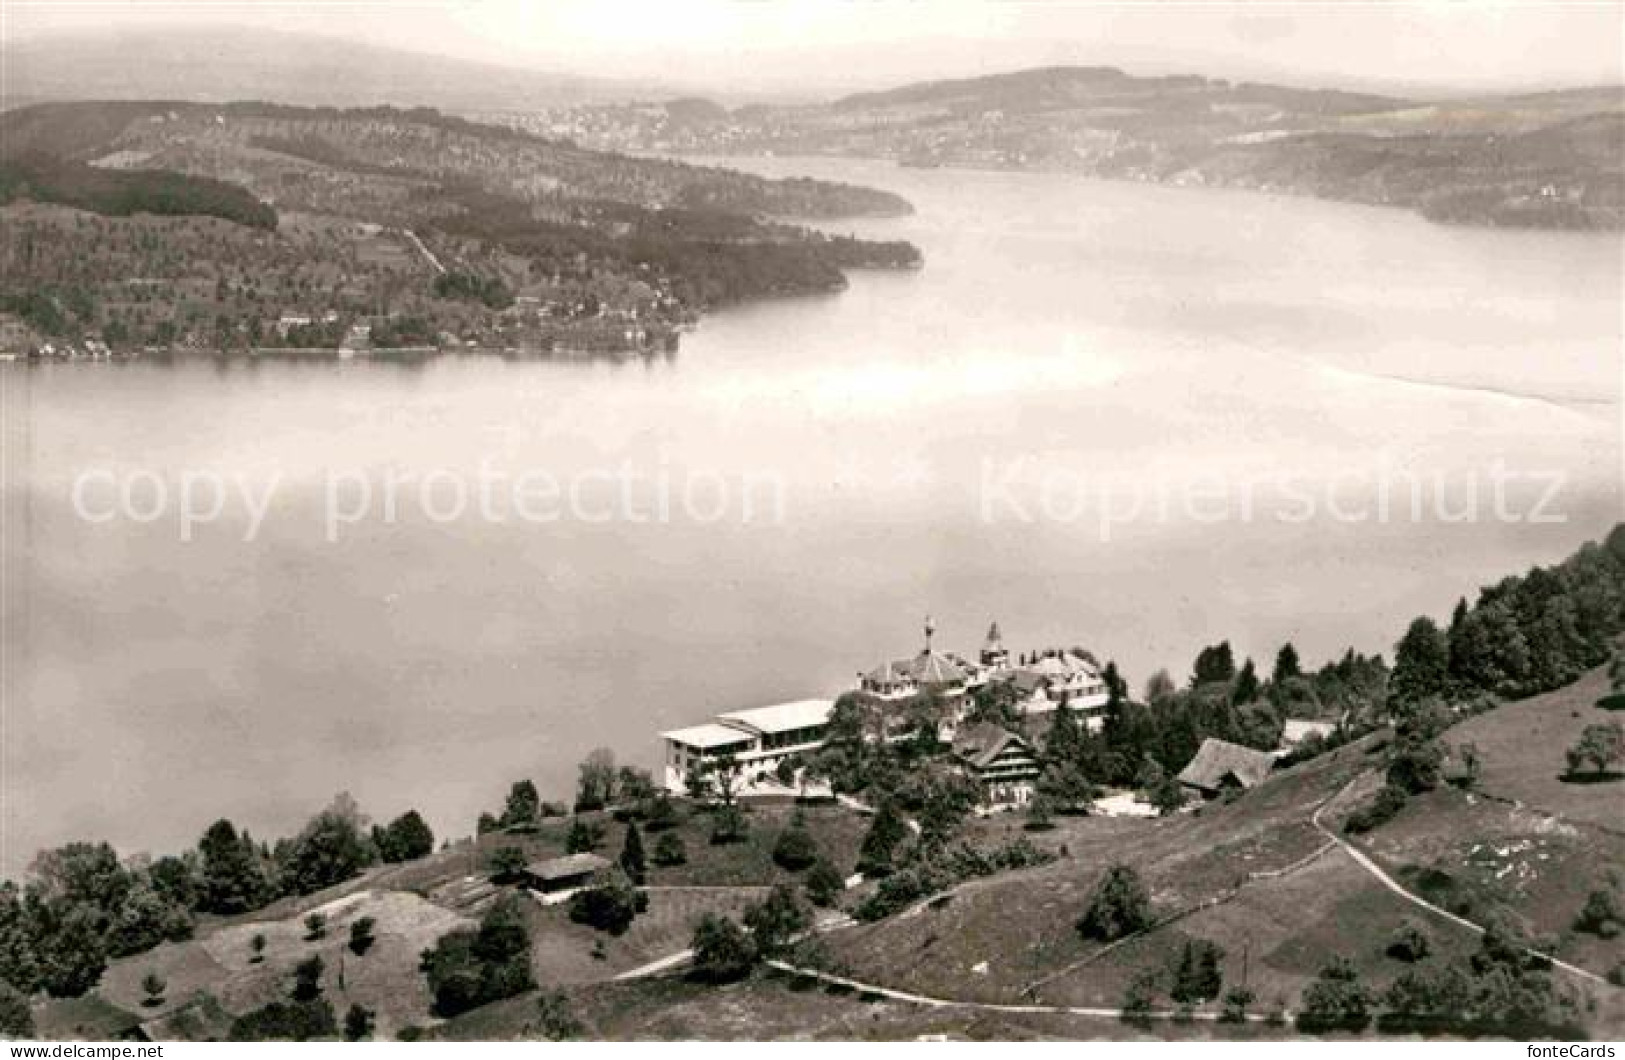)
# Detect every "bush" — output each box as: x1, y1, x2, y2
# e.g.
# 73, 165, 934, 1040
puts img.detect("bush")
803, 858, 845, 907
651, 832, 687, 867
291, 956, 324, 1002
303, 913, 327, 941
1220, 986, 1255, 1024
690, 914, 756, 983
343, 1004, 374, 1041
710, 805, 748, 845
567, 869, 640, 935
229, 999, 337, 1041
0, 979, 34, 1038
744, 885, 810, 956
1076, 864, 1152, 942
1168, 938, 1224, 1003
348, 917, 377, 956
533, 990, 584, 1040
1344, 784, 1408, 835
1296, 956, 1372, 1033
140, 972, 166, 1007
772, 825, 819, 871
419, 896, 535, 1017
1386, 919, 1432, 962
1120, 971, 1157, 1028
1574, 879, 1623, 938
